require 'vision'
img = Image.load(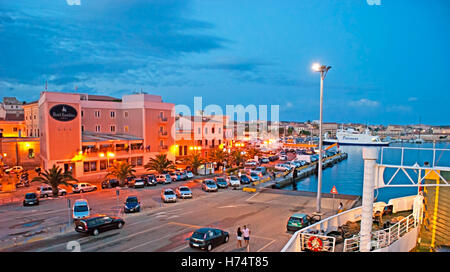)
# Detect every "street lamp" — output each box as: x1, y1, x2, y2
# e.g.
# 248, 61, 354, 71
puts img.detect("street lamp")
312, 62, 331, 214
